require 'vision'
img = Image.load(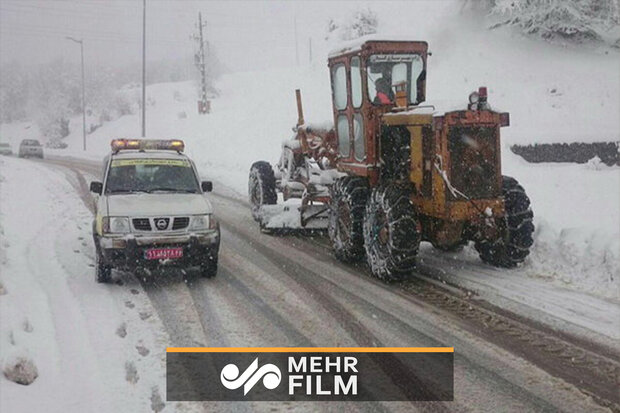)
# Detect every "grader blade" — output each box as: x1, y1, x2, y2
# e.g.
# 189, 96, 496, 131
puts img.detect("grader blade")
258, 204, 329, 230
